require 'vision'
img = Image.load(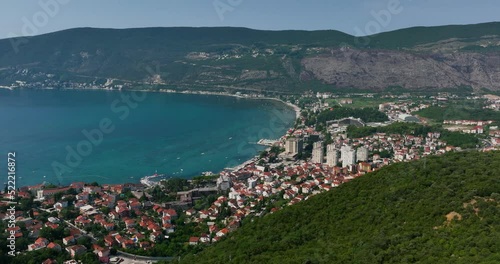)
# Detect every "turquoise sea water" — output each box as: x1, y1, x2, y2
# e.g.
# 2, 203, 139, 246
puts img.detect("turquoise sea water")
0, 89, 295, 187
